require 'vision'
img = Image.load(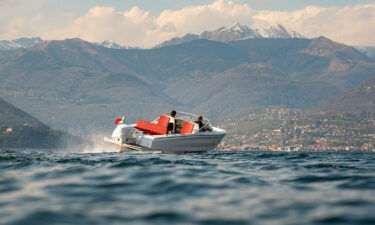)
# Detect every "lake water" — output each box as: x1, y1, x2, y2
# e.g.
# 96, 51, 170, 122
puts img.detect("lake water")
1, 149, 375, 225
